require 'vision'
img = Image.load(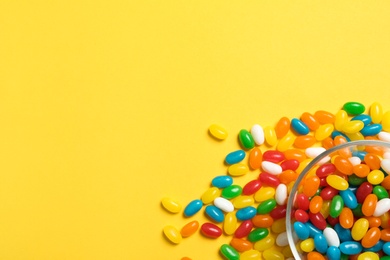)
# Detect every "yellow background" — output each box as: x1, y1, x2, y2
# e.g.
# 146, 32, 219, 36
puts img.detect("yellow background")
1, 1, 390, 259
